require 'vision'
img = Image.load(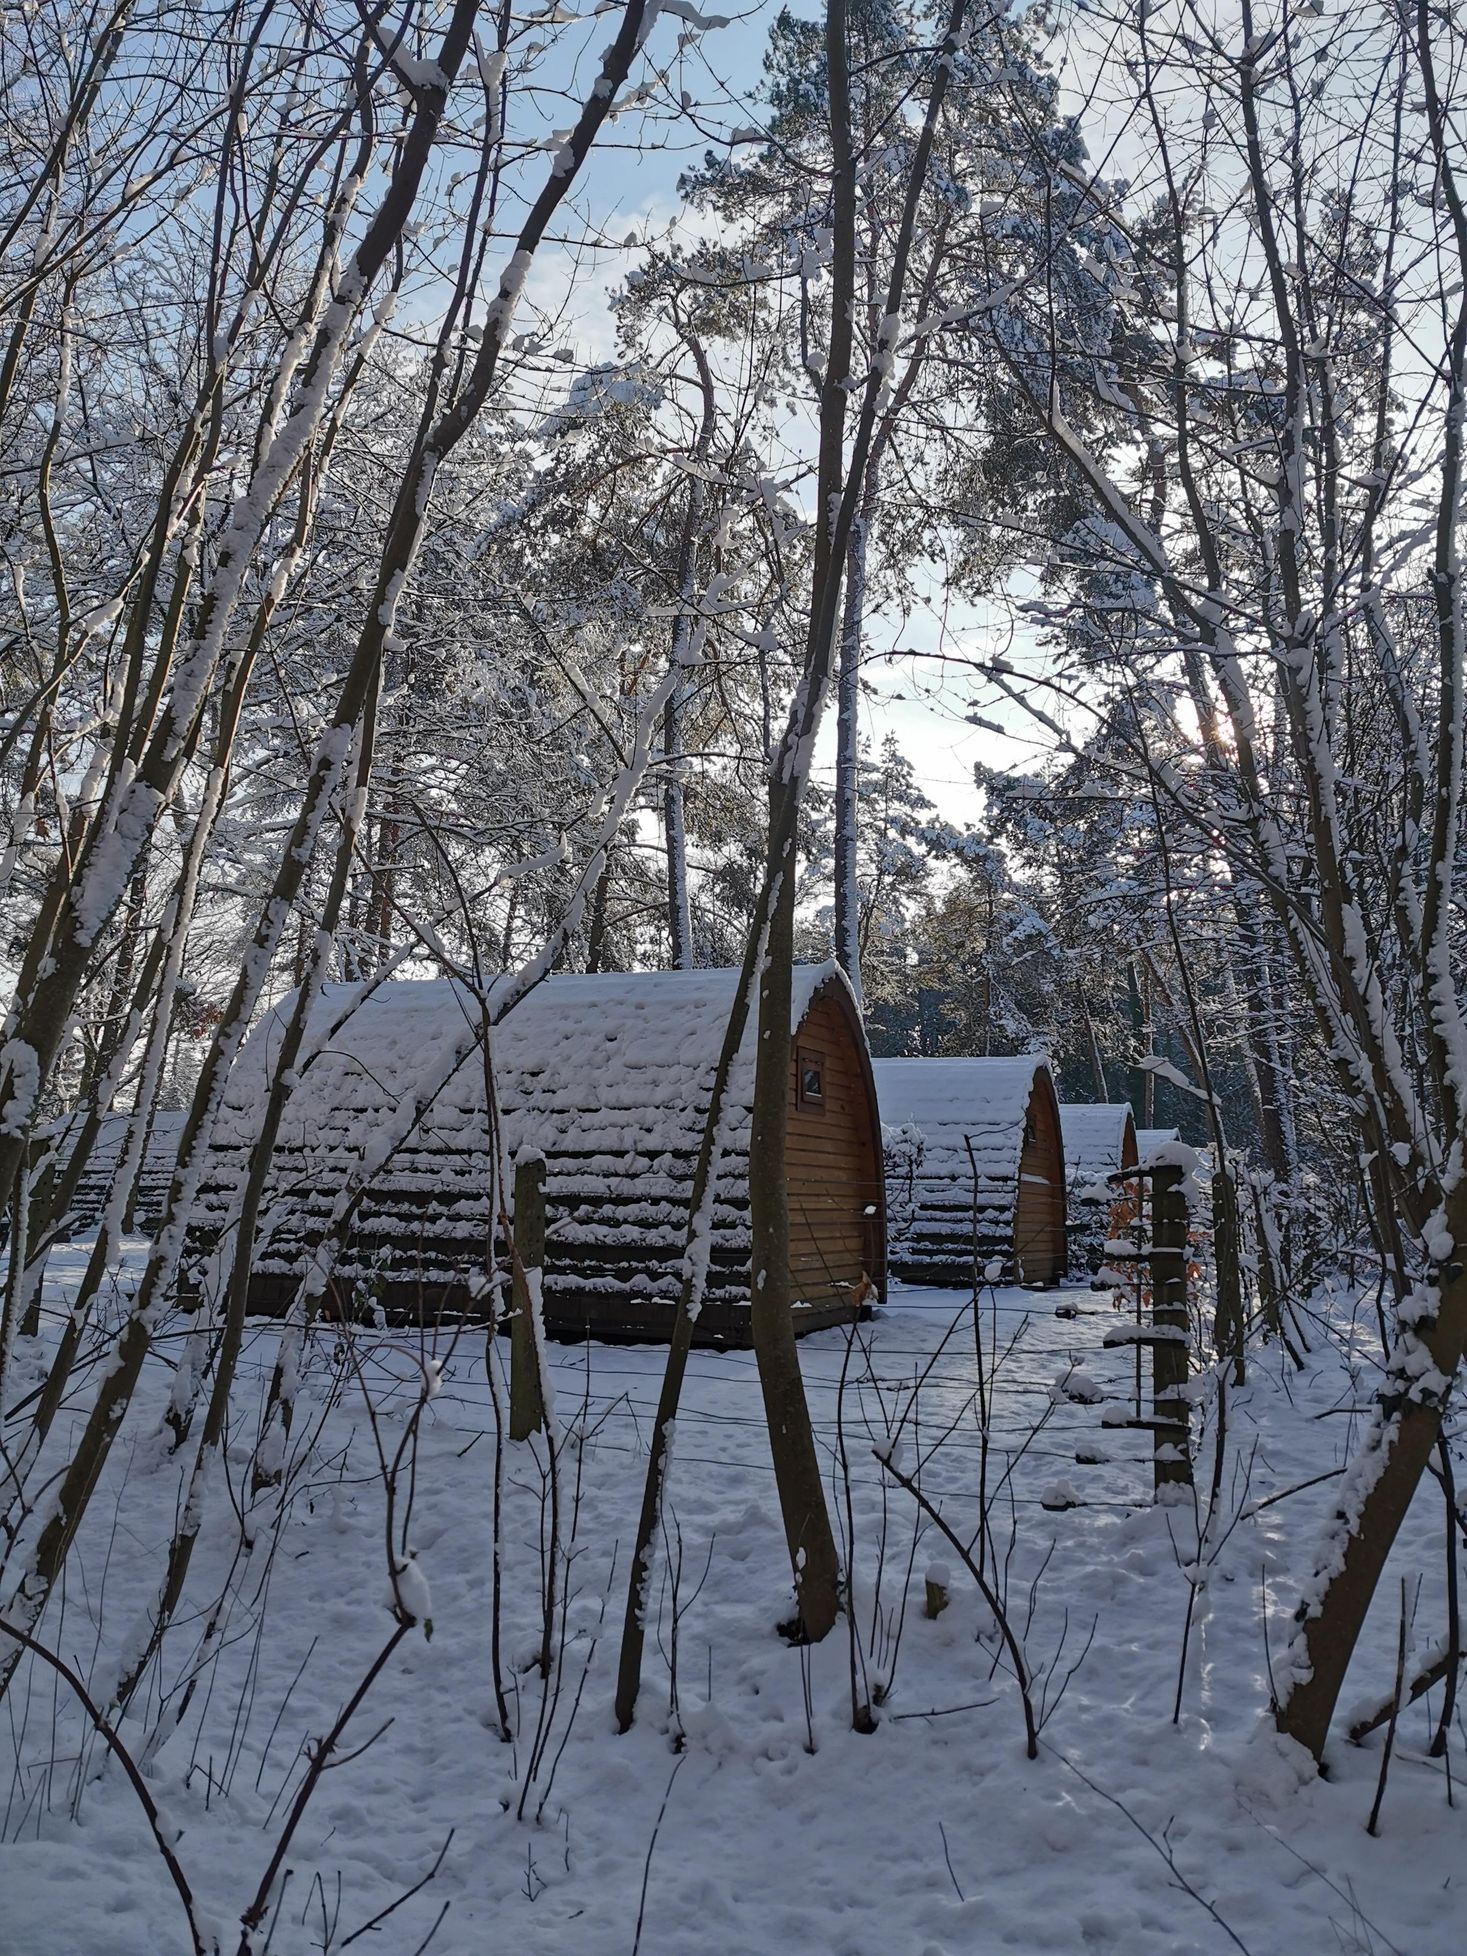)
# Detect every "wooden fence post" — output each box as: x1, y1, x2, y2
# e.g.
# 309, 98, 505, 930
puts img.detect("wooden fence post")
509, 1153, 546, 1442
1211, 1162, 1246, 1386
1150, 1161, 1193, 1498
